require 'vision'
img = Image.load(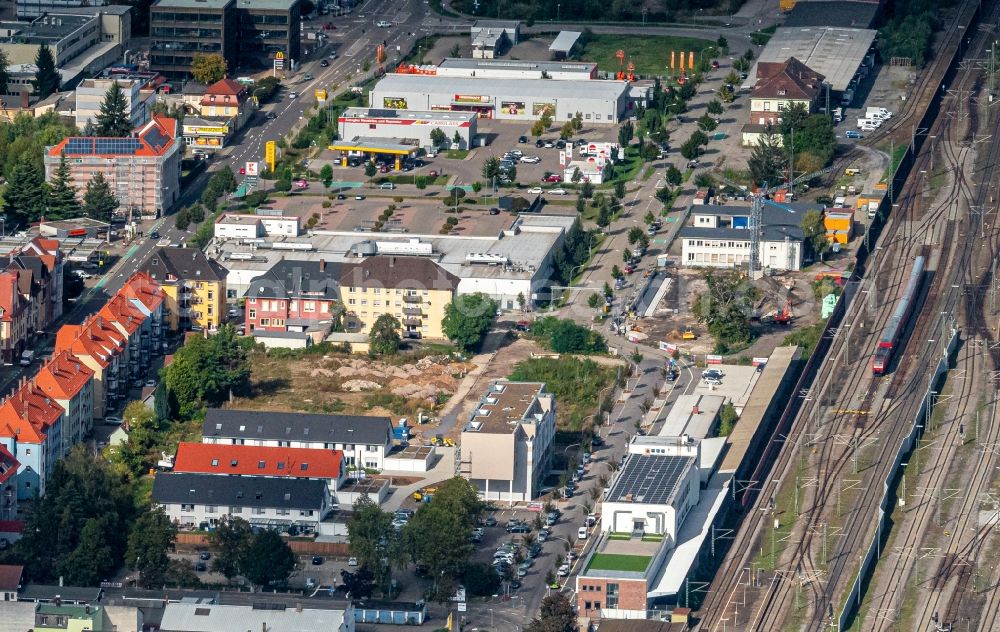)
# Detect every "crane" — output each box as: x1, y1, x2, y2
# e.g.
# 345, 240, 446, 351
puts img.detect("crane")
714, 165, 836, 277
615, 50, 626, 80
